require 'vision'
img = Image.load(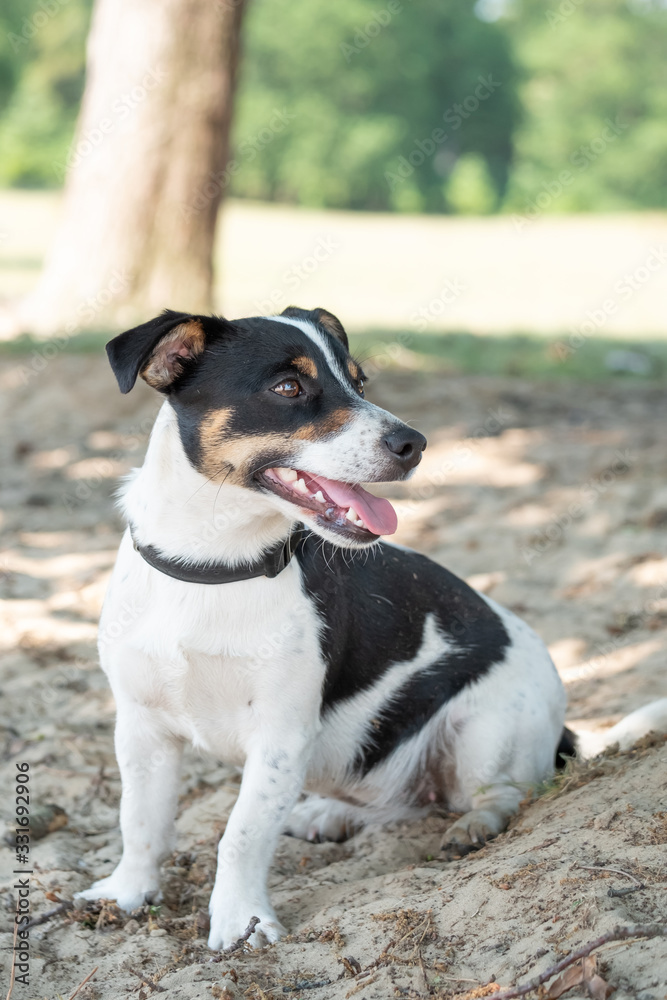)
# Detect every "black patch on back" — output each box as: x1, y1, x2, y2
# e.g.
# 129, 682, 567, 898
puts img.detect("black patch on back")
296, 536, 510, 775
